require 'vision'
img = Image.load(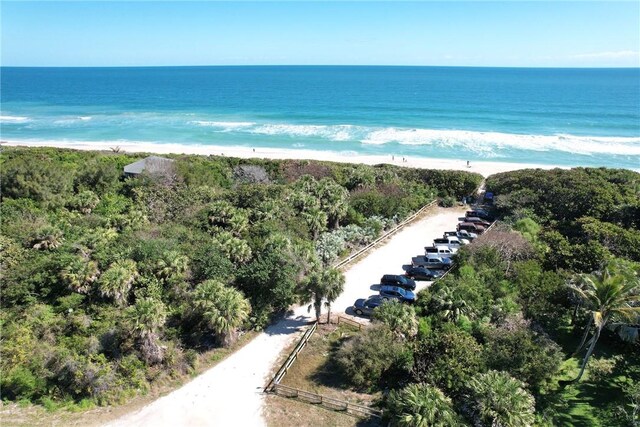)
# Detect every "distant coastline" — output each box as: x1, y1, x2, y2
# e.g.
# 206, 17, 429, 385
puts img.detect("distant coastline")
2, 66, 639, 171
3, 139, 573, 178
